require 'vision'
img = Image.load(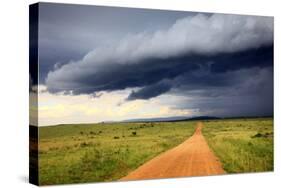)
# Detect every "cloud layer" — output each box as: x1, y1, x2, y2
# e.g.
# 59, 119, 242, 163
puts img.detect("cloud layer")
45, 13, 273, 102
